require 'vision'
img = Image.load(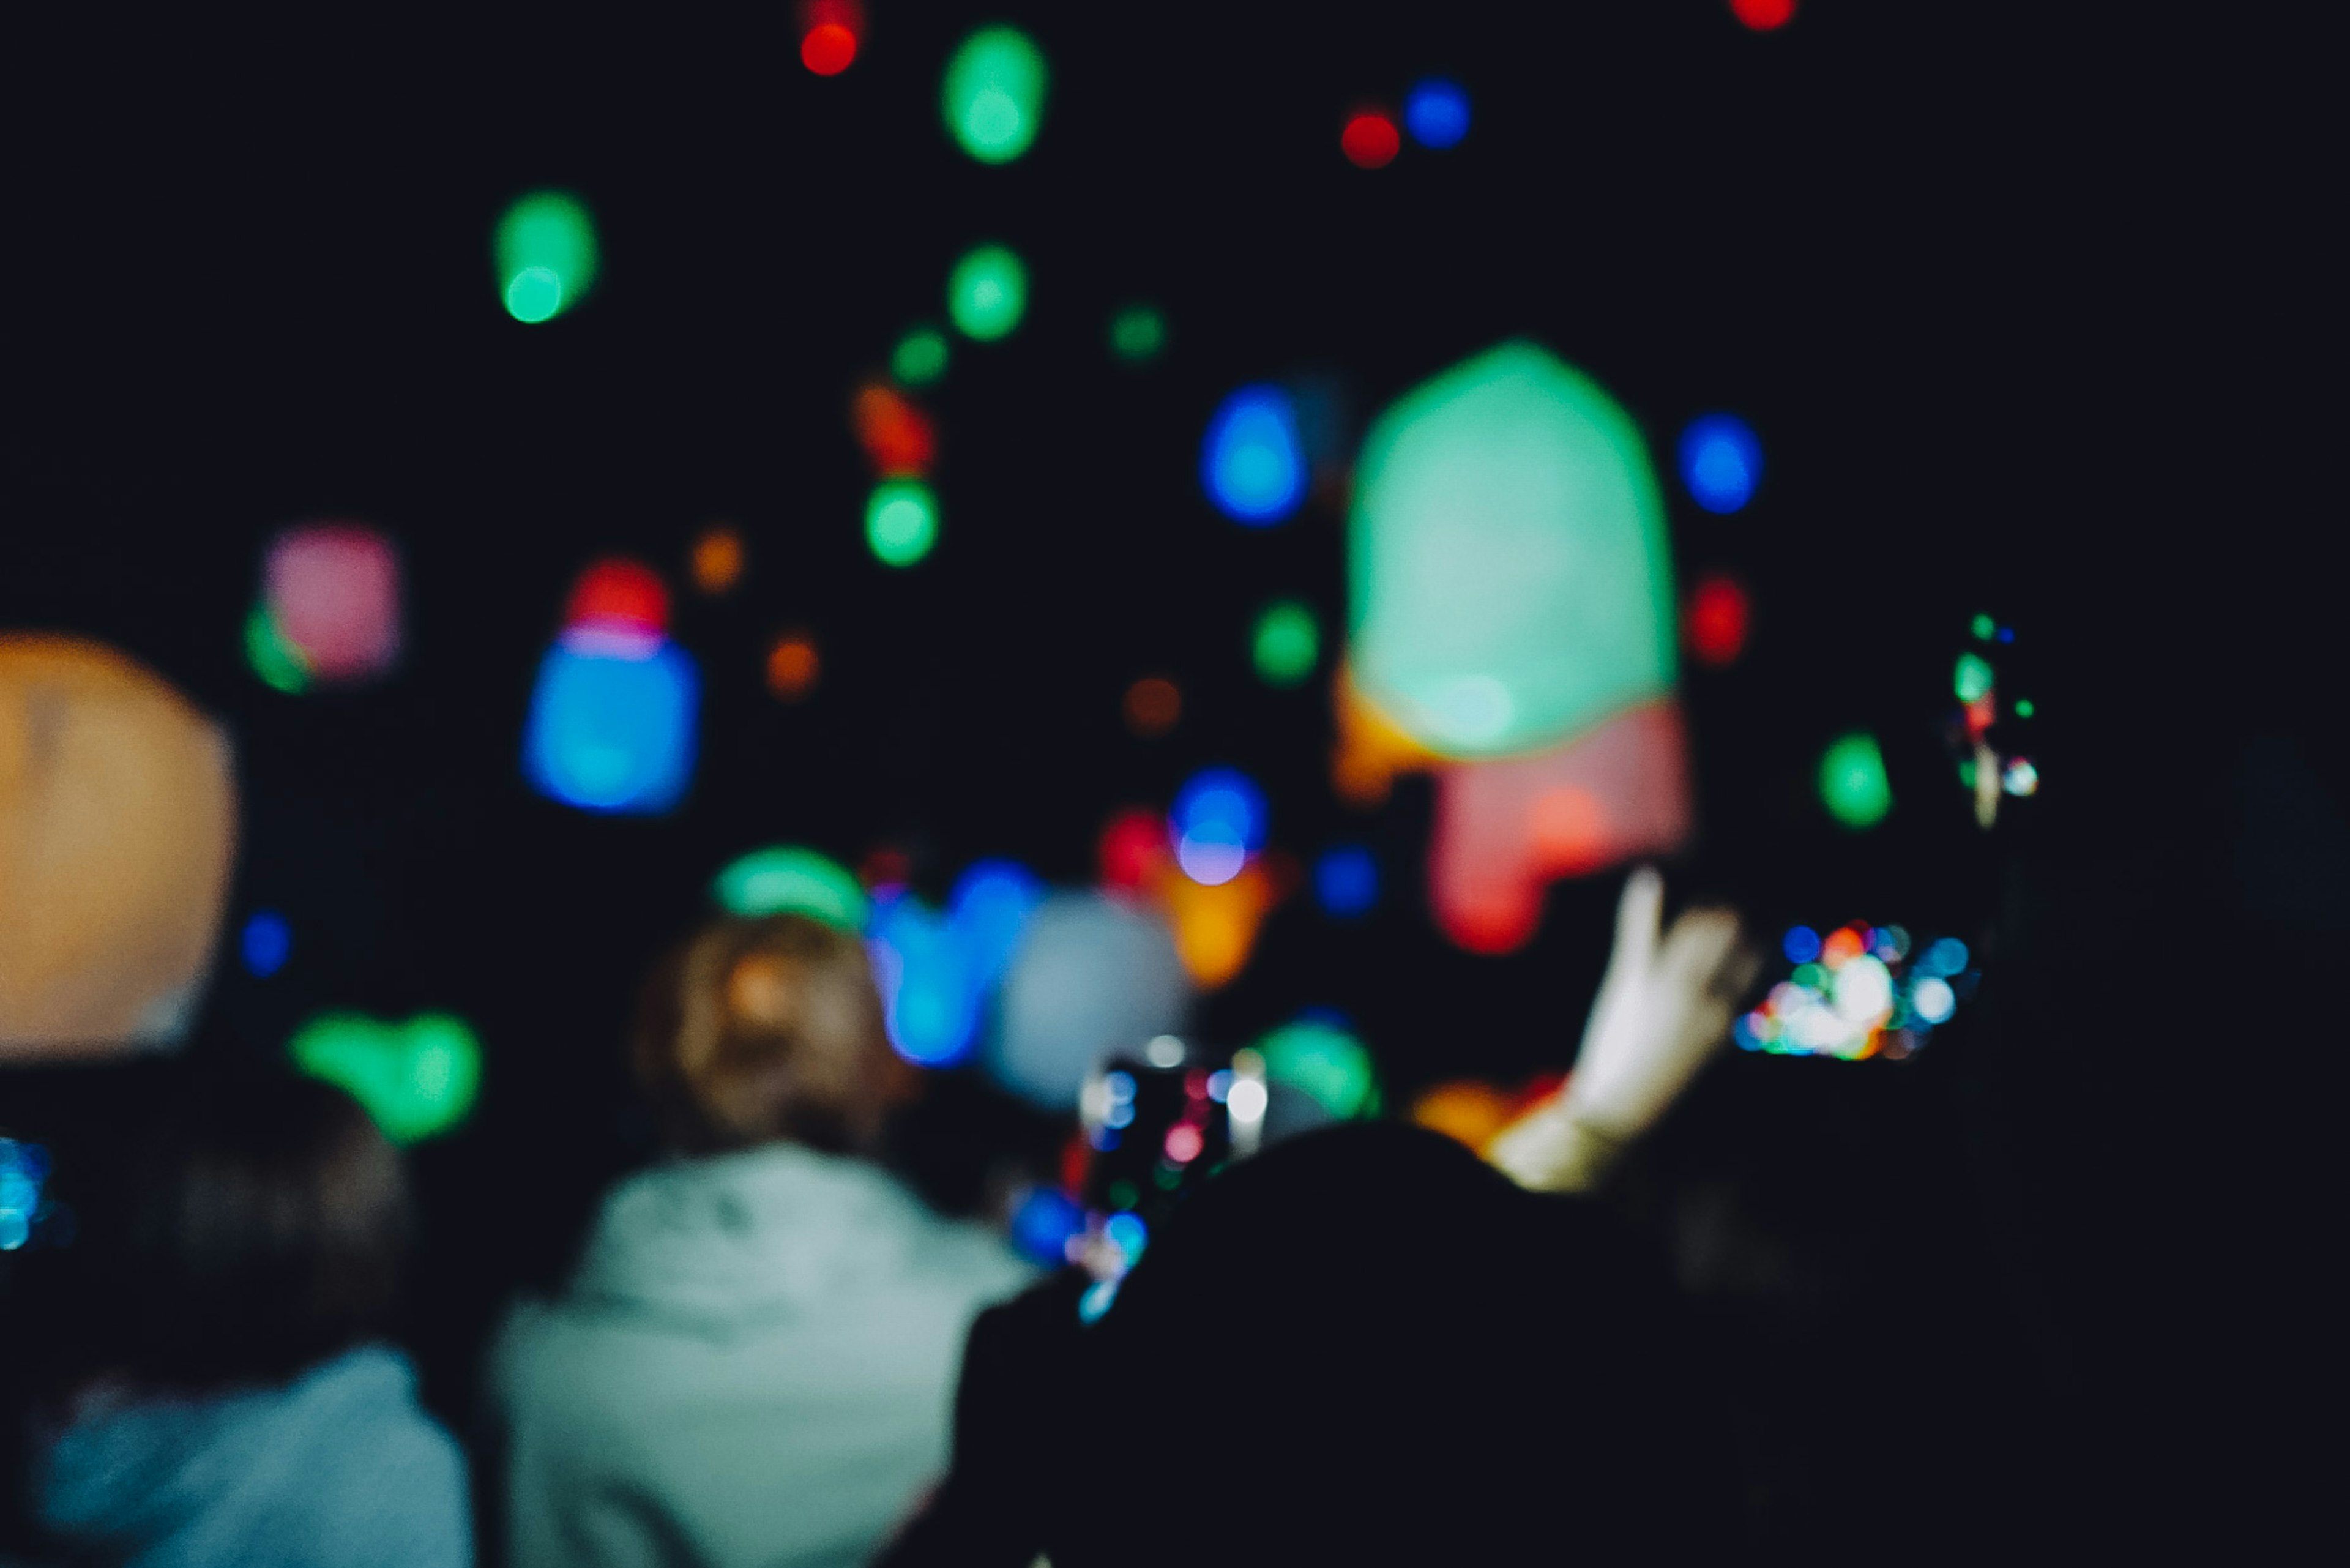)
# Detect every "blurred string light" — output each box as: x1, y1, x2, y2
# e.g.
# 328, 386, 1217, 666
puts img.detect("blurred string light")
797, 0, 862, 75
892, 325, 950, 386
1201, 385, 1307, 524
688, 525, 745, 594
866, 479, 939, 566
289, 1011, 482, 1144
1314, 844, 1378, 918
851, 383, 938, 476
1738, 922, 1963, 1061
0, 1138, 52, 1252
523, 559, 698, 815
1684, 572, 1750, 667
254, 524, 403, 688
1253, 1016, 1379, 1120
1122, 676, 1181, 737
1676, 413, 1762, 513
1108, 304, 1166, 364
1250, 599, 1321, 688
713, 845, 868, 930
241, 911, 292, 978
494, 191, 598, 324
947, 244, 1028, 340
1818, 731, 1892, 829
1168, 767, 1268, 887
942, 25, 1049, 164
1402, 78, 1471, 148
766, 630, 820, 701
1340, 108, 1401, 168
1730, 0, 1799, 31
